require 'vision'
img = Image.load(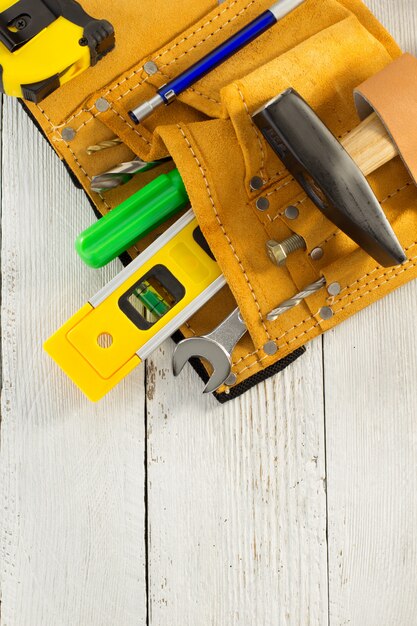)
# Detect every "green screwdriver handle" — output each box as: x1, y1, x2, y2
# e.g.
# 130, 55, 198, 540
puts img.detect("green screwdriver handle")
76, 169, 189, 268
